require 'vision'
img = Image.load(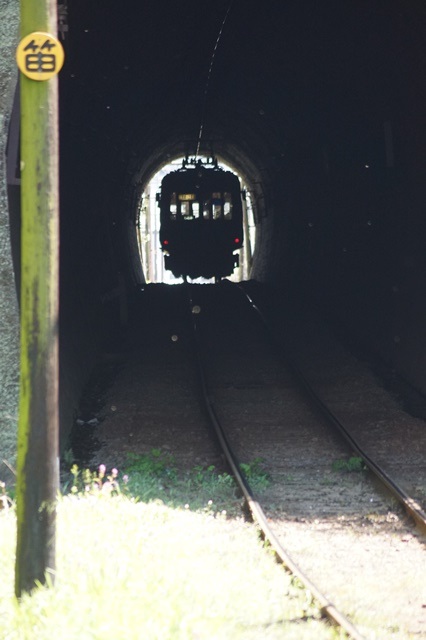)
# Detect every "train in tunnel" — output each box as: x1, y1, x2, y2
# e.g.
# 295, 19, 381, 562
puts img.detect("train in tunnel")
158, 158, 244, 280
